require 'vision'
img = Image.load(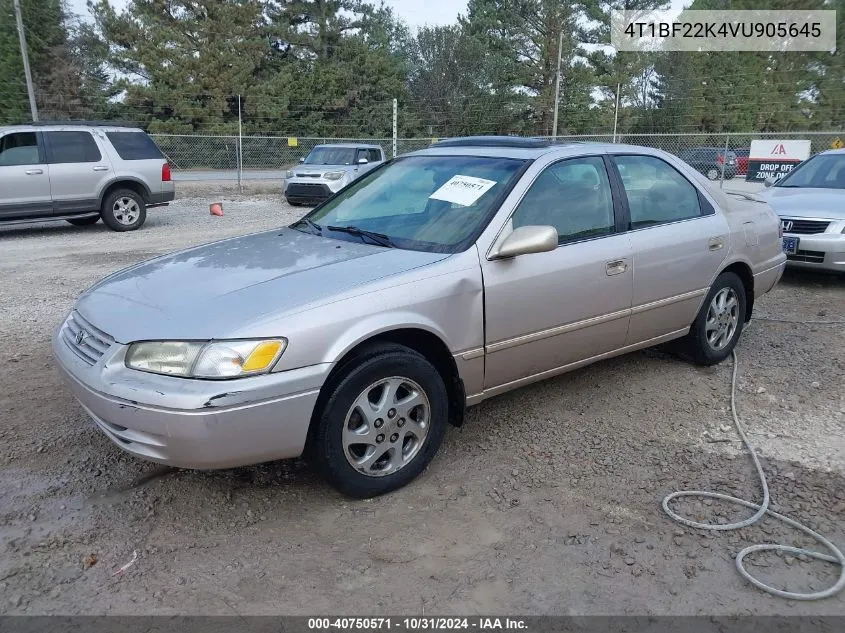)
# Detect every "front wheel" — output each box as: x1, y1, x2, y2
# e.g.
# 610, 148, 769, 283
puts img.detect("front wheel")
101, 189, 147, 231
310, 343, 449, 498
679, 271, 746, 366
